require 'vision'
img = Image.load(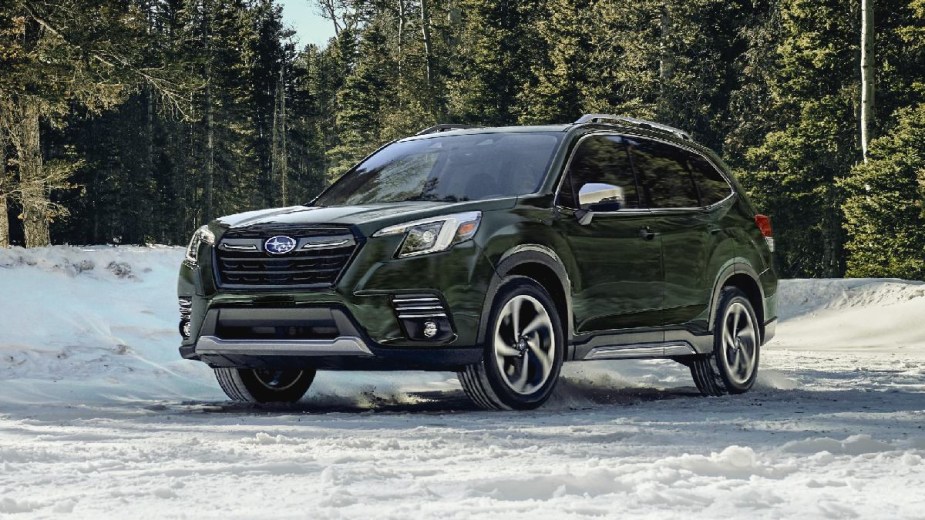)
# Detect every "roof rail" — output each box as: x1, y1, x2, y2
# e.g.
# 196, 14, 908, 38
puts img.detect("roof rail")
415, 124, 479, 136
574, 114, 692, 141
